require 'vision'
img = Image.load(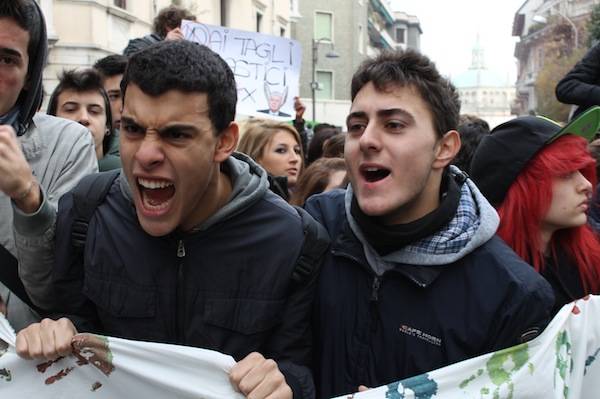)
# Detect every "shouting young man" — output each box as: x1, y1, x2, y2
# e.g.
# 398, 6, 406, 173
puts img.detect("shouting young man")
16, 40, 327, 398
305, 50, 555, 398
